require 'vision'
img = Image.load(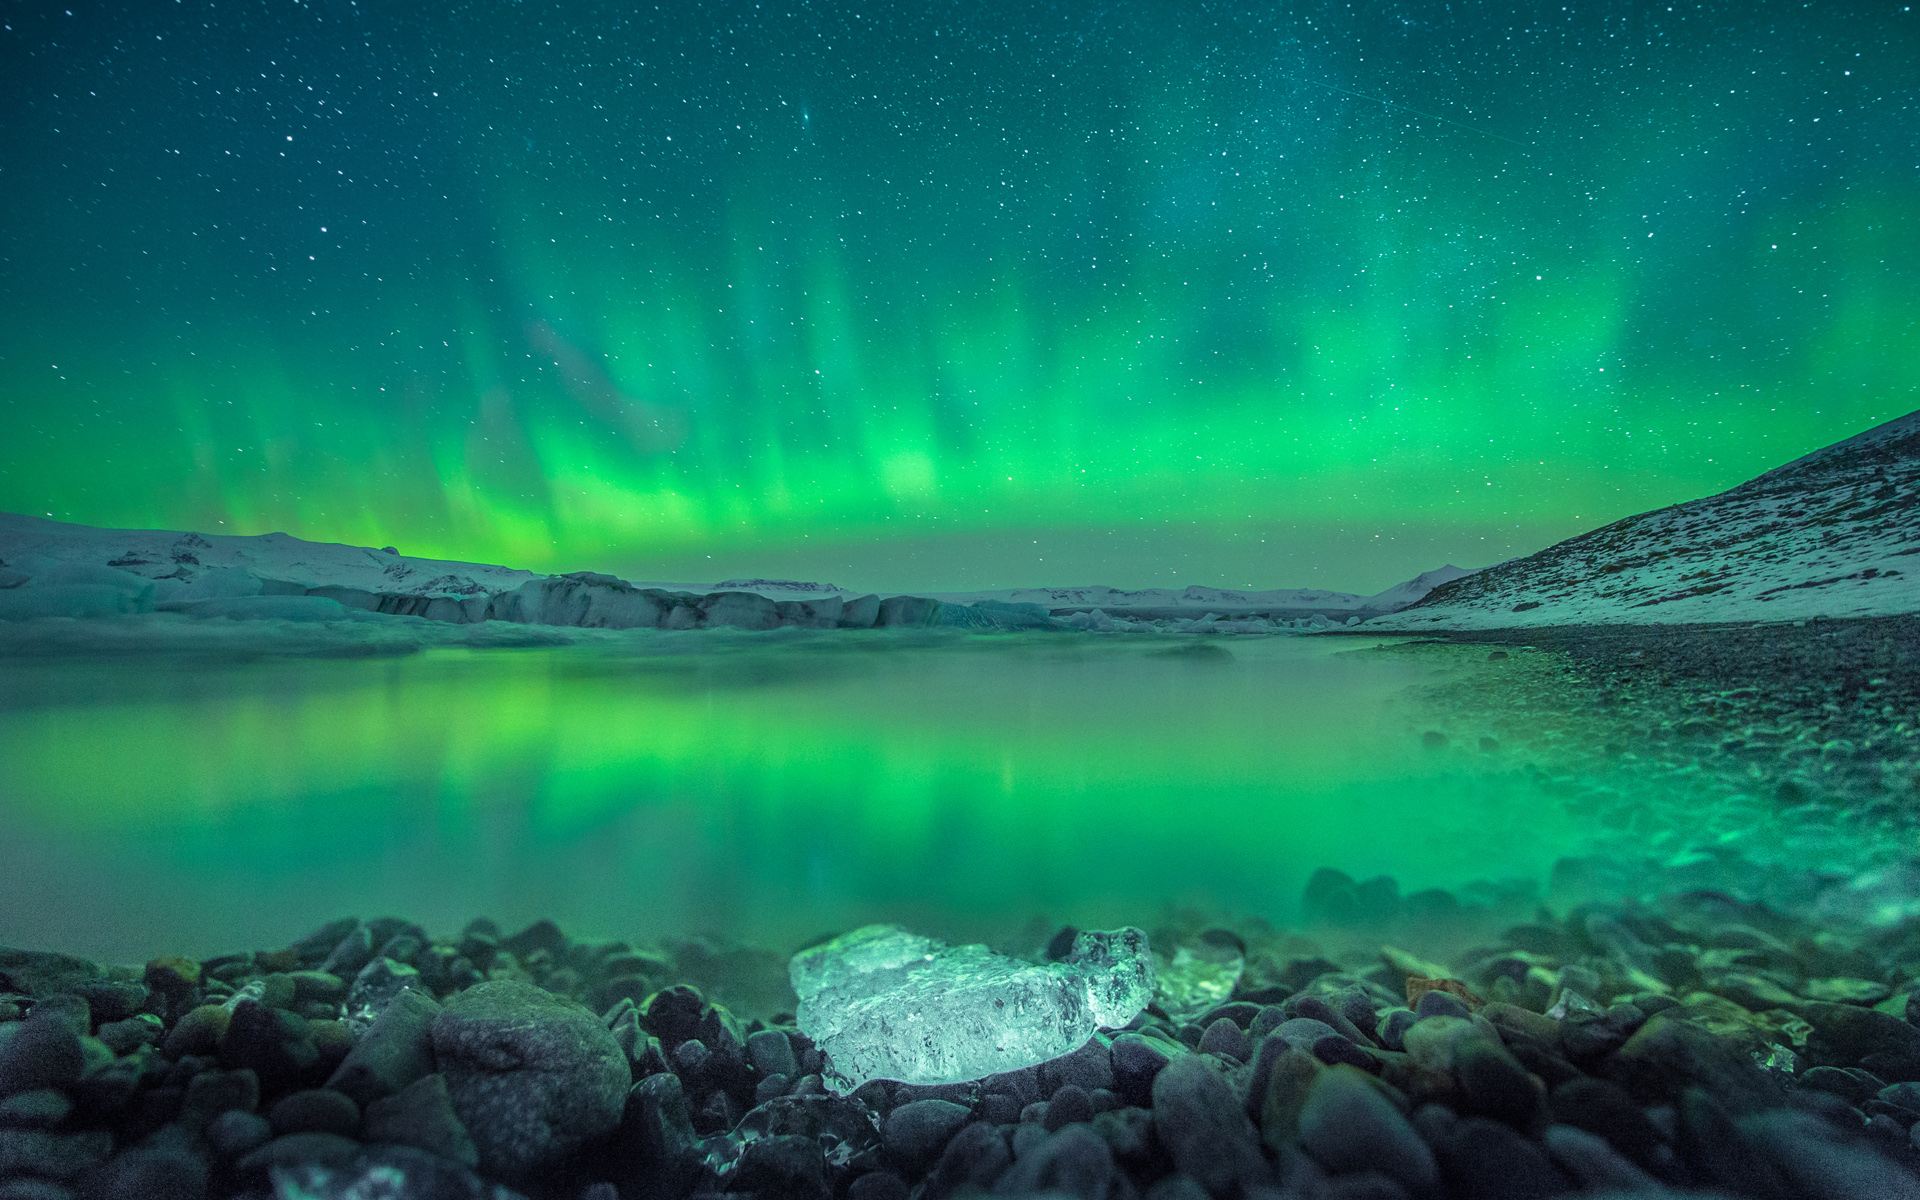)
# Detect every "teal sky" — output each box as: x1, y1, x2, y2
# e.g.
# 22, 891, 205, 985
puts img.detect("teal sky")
1, 1, 1914, 592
